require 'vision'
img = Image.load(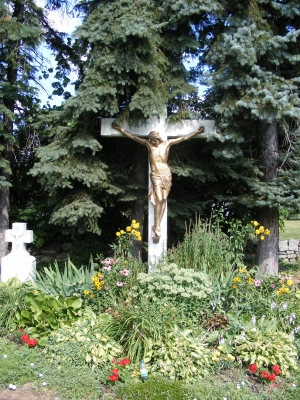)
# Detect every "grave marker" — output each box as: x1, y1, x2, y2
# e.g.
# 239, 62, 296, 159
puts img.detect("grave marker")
1, 222, 36, 283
